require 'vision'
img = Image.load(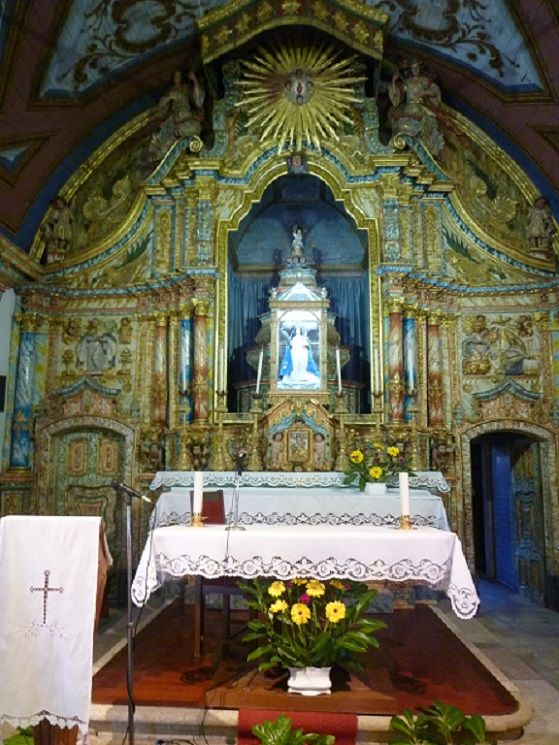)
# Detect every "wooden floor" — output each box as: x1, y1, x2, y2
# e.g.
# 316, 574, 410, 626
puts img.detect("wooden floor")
92, 600, 519, 717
